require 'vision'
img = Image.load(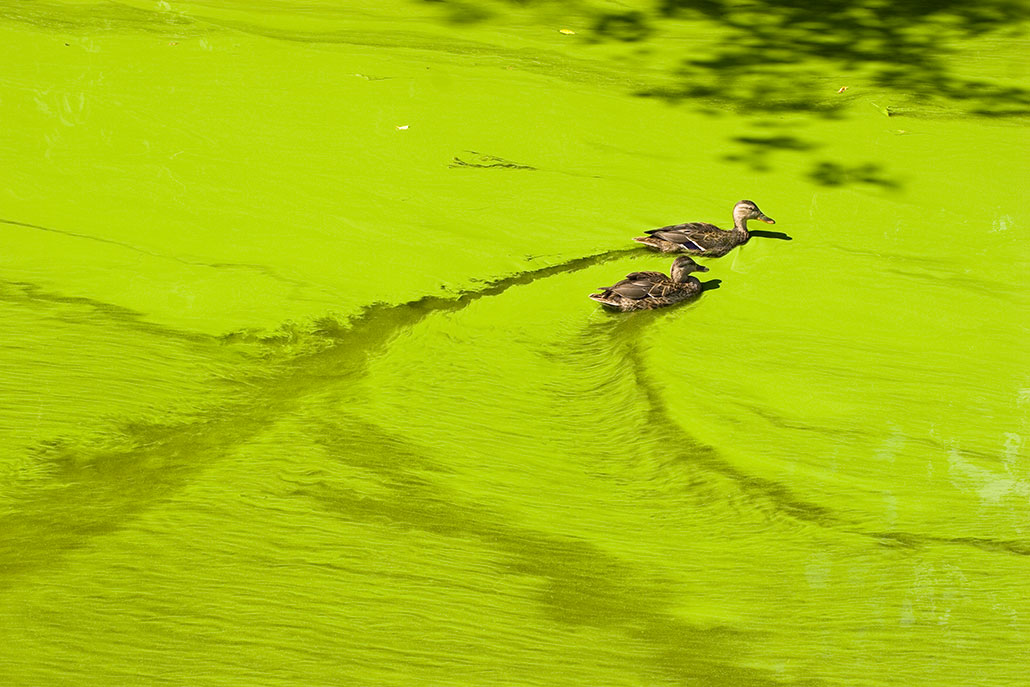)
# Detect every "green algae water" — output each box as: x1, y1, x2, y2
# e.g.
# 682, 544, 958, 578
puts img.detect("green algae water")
1, 1, 1028, 684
